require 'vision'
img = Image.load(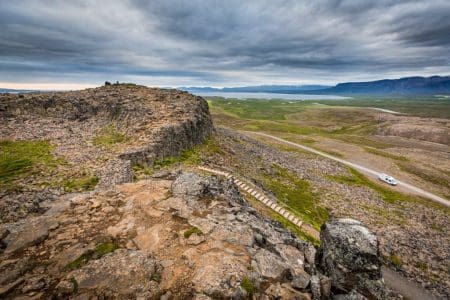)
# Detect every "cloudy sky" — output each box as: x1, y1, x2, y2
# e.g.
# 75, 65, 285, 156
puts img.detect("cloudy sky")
1, 0, 449, 89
